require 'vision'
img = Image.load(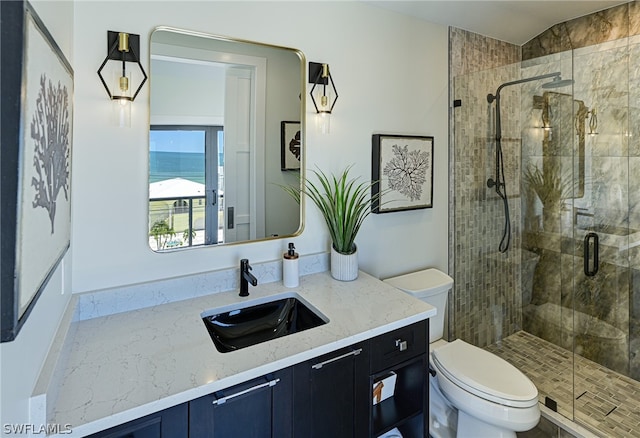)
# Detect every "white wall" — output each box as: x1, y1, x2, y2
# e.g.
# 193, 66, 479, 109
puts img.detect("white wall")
0, 0, 448, 431
0, 1, 73, 433
71, 1, 449, 291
